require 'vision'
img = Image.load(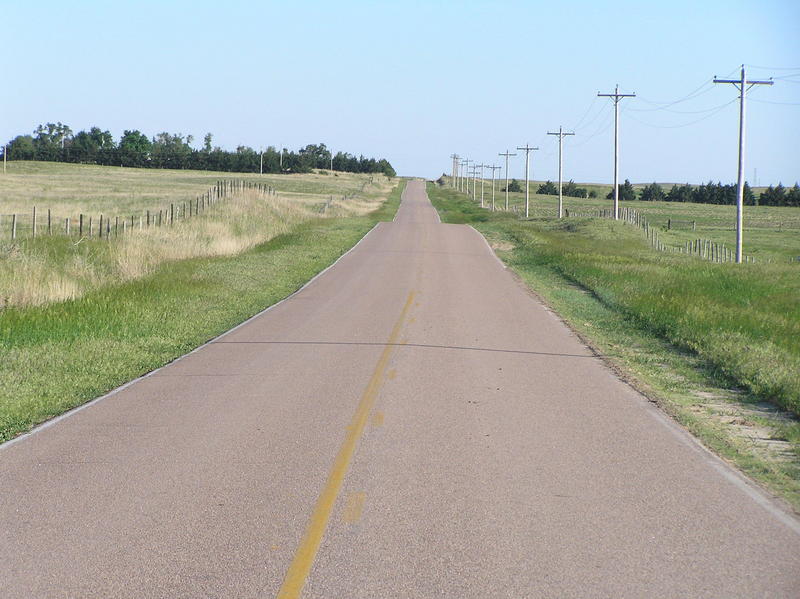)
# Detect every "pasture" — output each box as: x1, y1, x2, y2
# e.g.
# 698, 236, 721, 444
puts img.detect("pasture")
463, 179, 800, 262
0, 162, 394, 307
